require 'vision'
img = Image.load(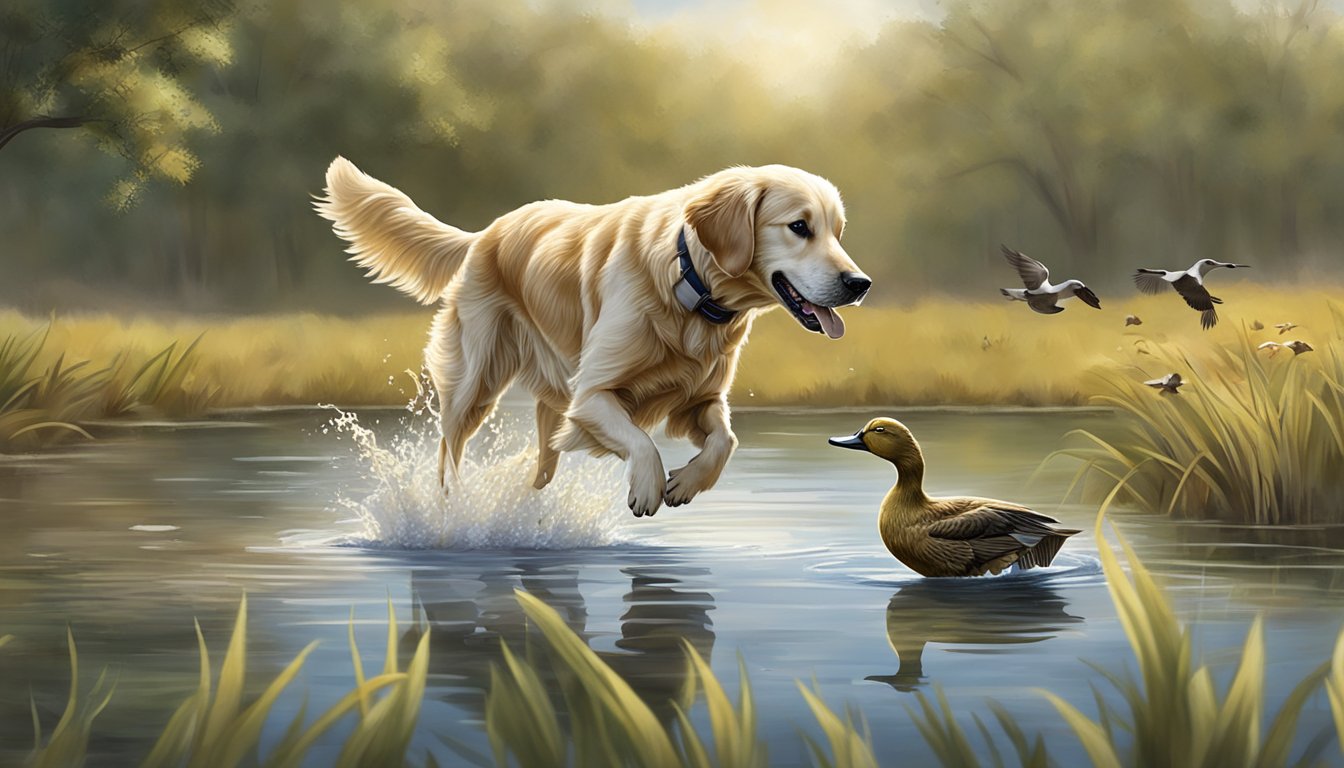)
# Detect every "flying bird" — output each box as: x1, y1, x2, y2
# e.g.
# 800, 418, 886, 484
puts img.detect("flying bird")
1275, 322, 1298, 335
1257, 340, 1314, 357
1132, 259, 1250, 330
1125, 314, 1143, 327
1250, 320, 1264, 331
999, 246, 1101, 314
1144, 373, 1185, 395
